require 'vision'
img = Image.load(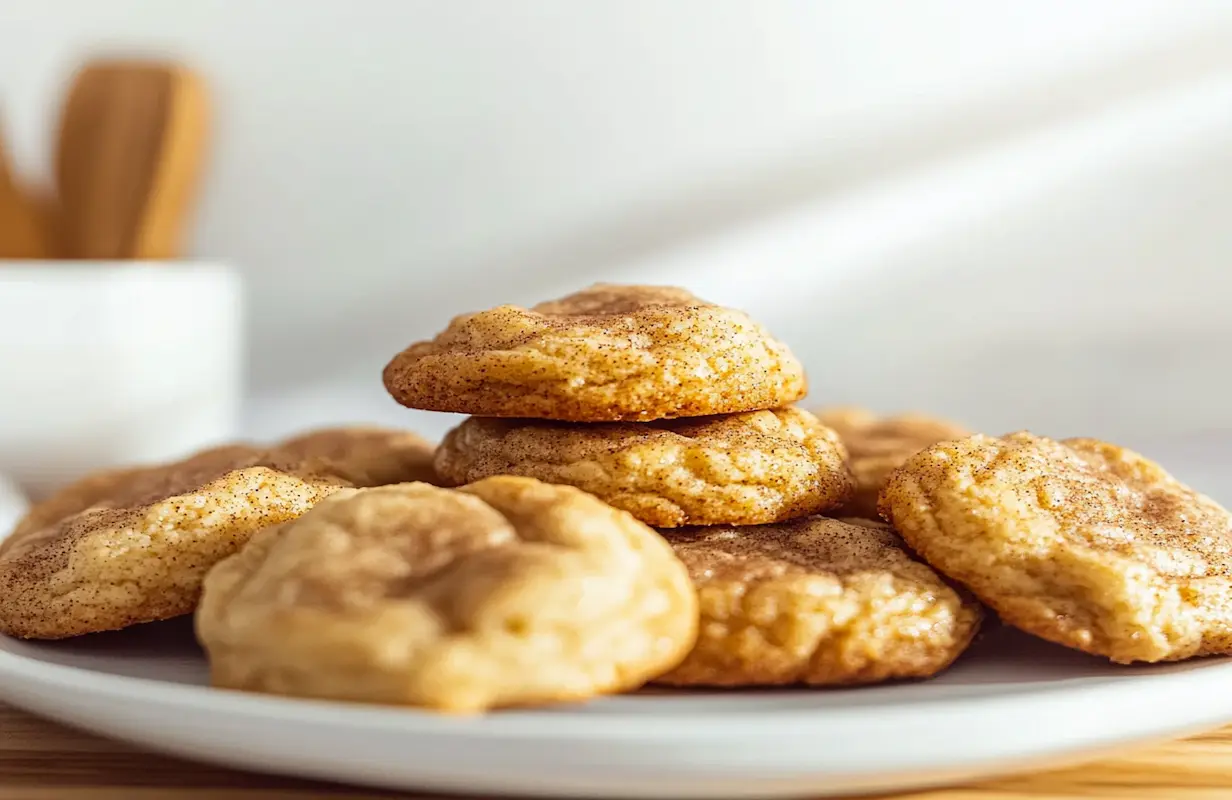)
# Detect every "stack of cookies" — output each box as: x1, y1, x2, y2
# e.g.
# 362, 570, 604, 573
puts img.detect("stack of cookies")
380, 284, 982, 689
388, 284, 854, 529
